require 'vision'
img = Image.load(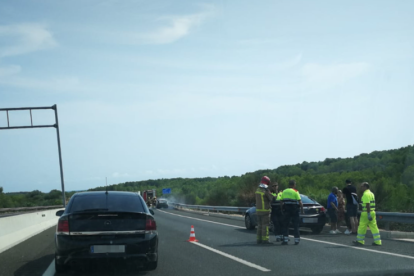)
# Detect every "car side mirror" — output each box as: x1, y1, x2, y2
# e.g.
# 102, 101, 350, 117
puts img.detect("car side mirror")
149, 209, 155, 215
56, 210, 64, 217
